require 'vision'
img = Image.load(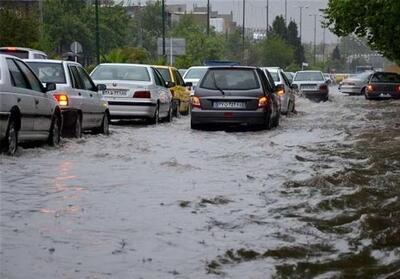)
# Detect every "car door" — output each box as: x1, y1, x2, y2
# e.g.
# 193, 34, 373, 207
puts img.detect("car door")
76, 65, 103, 126
281, 71, 295, 106
68, 65, 92, 128
152, 68, 171, 117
